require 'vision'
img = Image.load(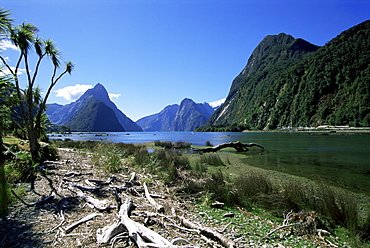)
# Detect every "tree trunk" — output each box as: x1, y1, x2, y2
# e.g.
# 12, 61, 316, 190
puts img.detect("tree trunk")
194, 141, 264, 153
